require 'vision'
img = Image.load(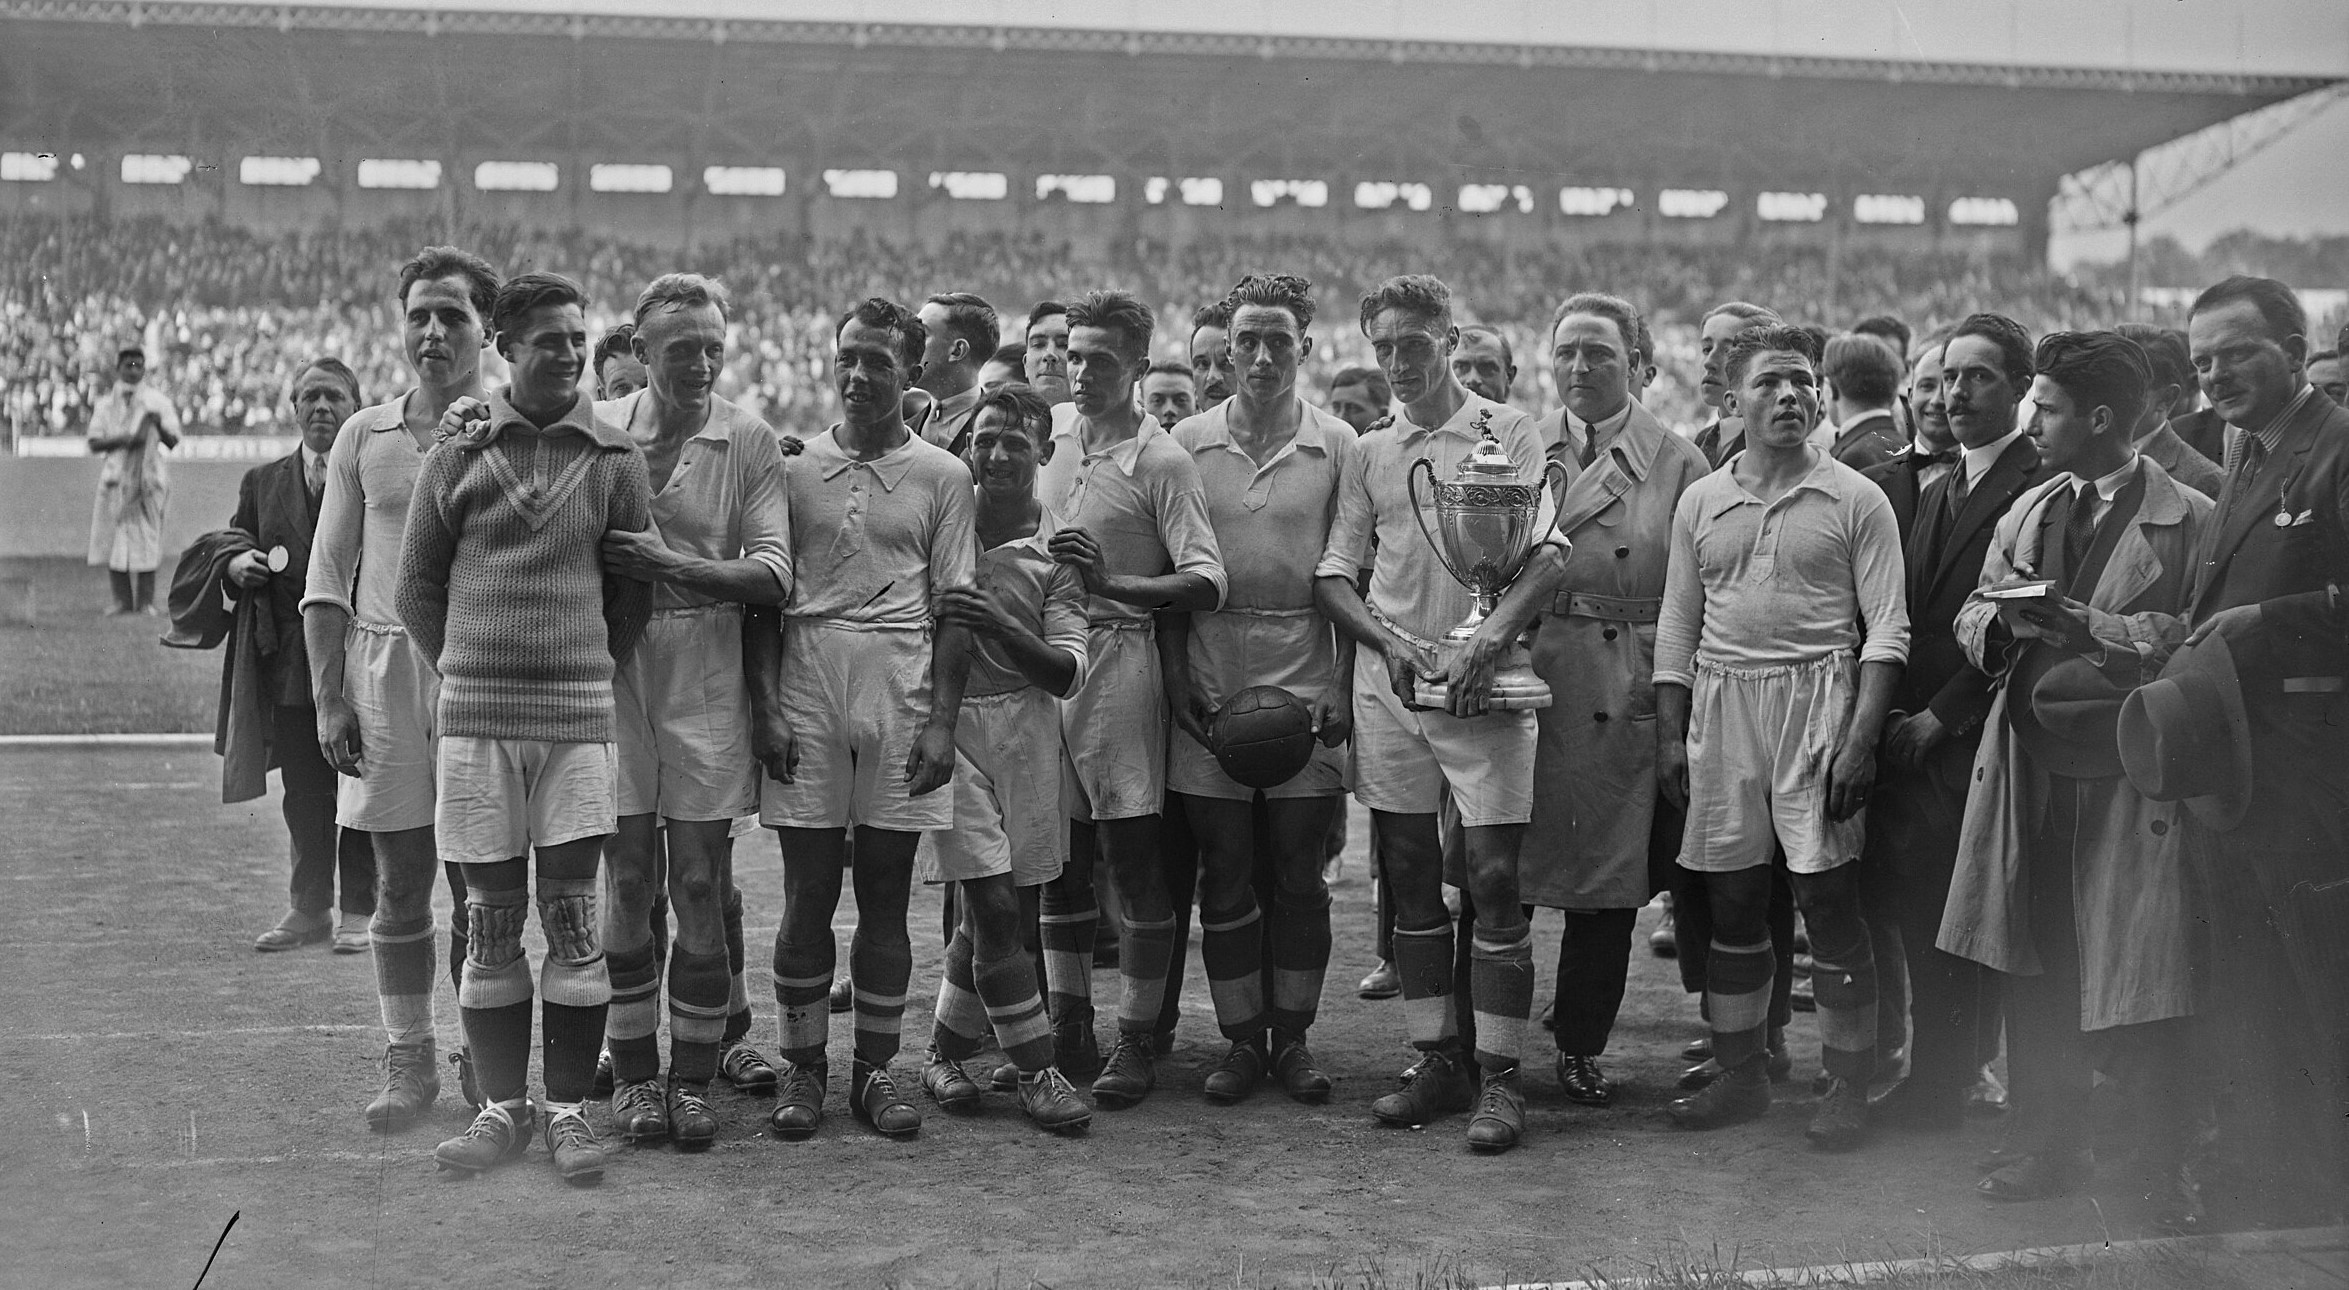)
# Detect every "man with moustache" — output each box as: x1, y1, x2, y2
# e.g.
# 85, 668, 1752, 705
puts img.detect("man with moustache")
1190, 300, 1236, 411
1865, 313, 2050, 1133
303, 246, 503, 1131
